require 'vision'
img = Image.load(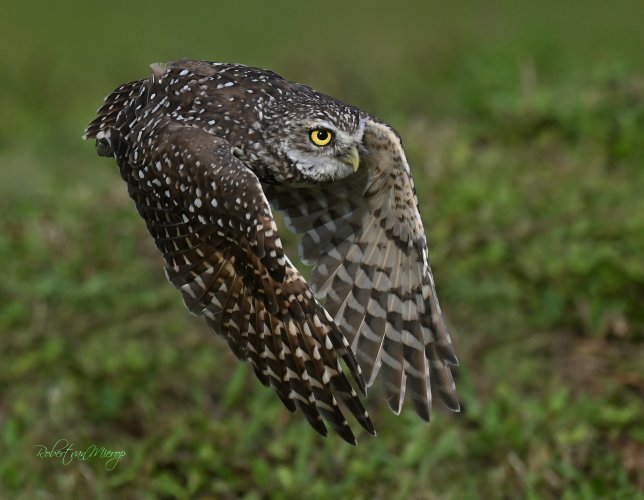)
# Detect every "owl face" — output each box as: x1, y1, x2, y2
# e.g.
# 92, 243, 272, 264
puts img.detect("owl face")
281, 115, 365, 182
